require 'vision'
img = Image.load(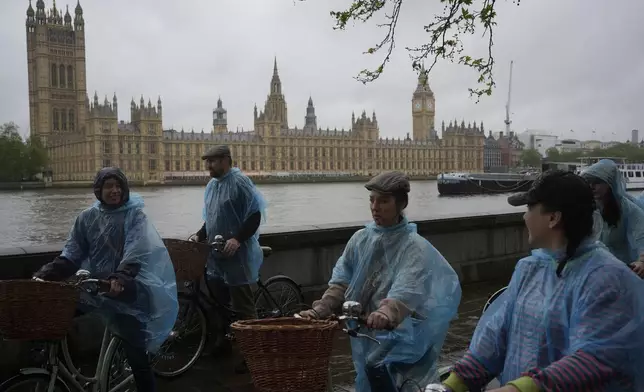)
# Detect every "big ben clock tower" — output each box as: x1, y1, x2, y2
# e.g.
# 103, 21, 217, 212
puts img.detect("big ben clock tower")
412, 68, 436, 141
